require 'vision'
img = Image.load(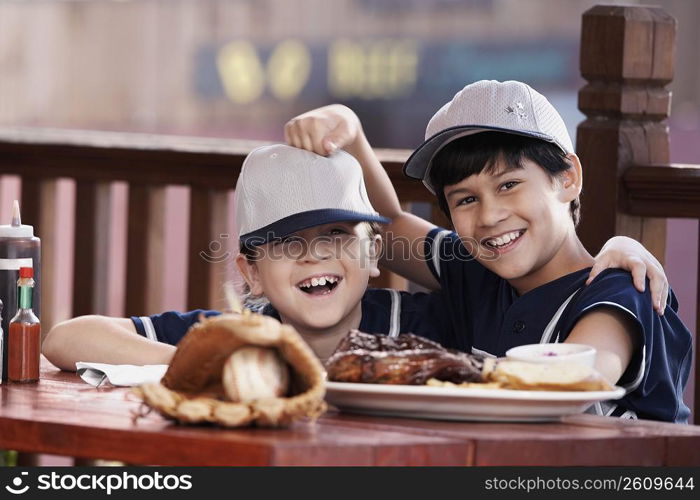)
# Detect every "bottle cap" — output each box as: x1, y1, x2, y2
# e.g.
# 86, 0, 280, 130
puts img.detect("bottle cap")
0, 201, 34, 238
19, 267, 33, 278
